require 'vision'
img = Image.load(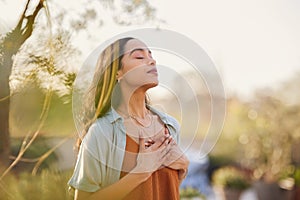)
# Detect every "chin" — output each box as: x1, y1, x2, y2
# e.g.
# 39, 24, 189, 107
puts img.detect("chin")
150, 82, 159, 88
143, 81, 159, 90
